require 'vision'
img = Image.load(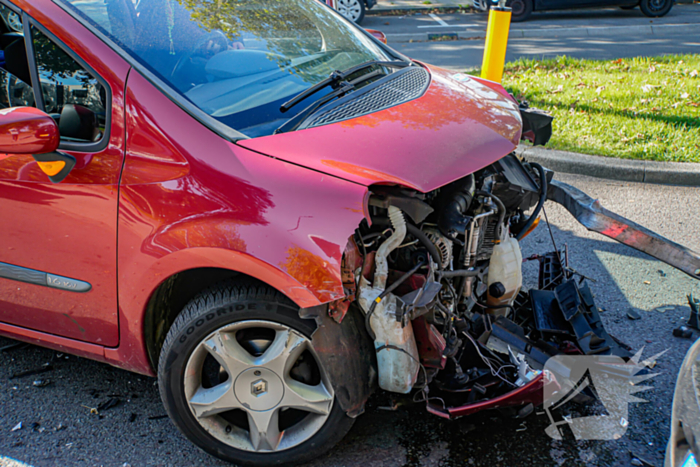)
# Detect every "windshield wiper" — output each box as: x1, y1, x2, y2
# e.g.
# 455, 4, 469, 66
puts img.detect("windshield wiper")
279, 60, 410, 113
274, 69, 386, 135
